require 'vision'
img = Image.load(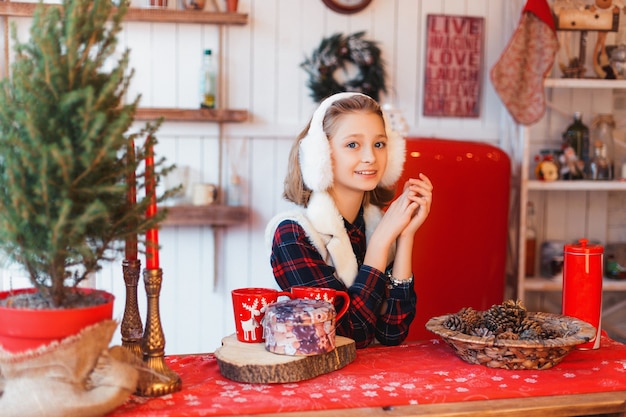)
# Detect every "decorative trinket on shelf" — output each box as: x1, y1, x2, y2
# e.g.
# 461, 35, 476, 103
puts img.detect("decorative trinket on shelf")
606, 254, 626, 278
605, 242, 626, 279
553, 0, 622, 78
147, 0, 168, 8
225, 0, 238, 12
559, 145, 585, 179
534, 155, 559, 181
301, 31, 386, 102
181, 0, 206, 10
554, 0, 621, 31
610, 44, 626, 78
533, 149, 560, 181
